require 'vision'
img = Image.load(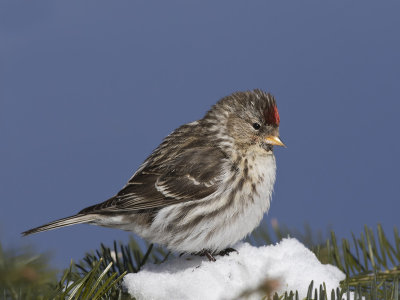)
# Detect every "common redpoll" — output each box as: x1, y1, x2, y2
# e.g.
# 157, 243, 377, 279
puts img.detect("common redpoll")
23, 89, 285, 261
